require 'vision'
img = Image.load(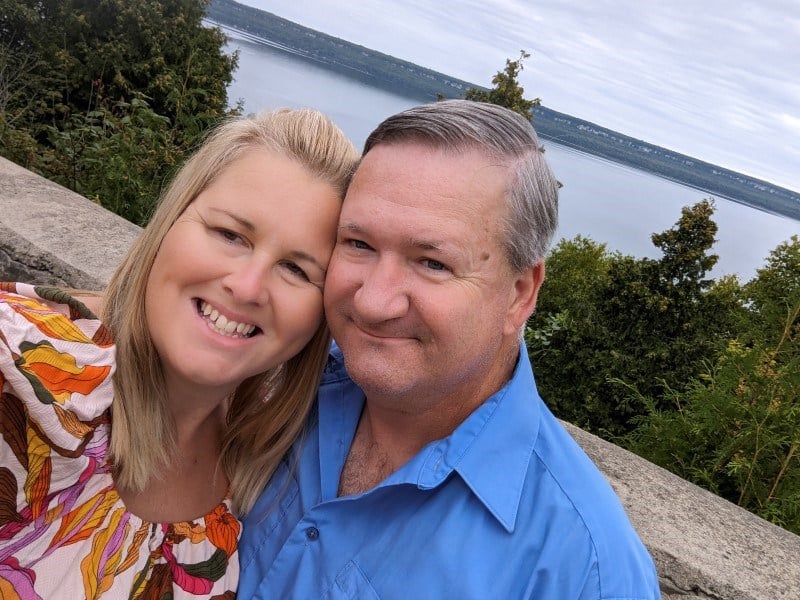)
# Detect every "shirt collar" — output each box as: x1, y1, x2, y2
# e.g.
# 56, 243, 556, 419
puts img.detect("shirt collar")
321, 342, 541, 533
414, 344, 541, 533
